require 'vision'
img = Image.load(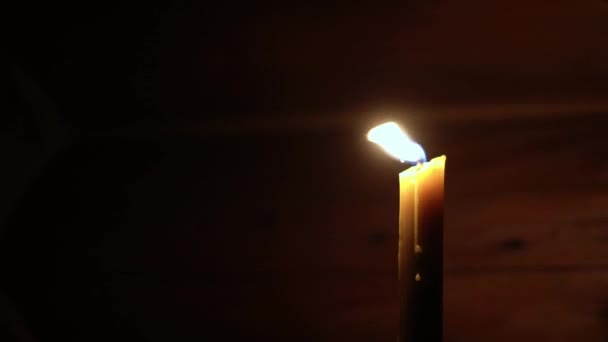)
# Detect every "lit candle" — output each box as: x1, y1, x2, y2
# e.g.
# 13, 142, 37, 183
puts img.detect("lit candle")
368, 122, 445, 342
